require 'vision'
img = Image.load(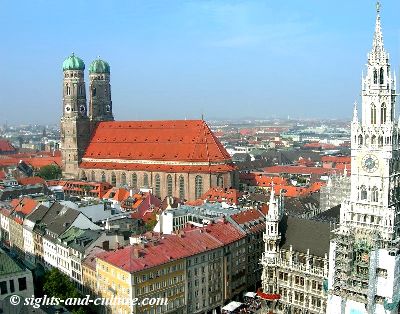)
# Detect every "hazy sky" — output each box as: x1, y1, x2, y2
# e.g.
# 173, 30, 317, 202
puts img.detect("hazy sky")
1, 0, 400, 124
